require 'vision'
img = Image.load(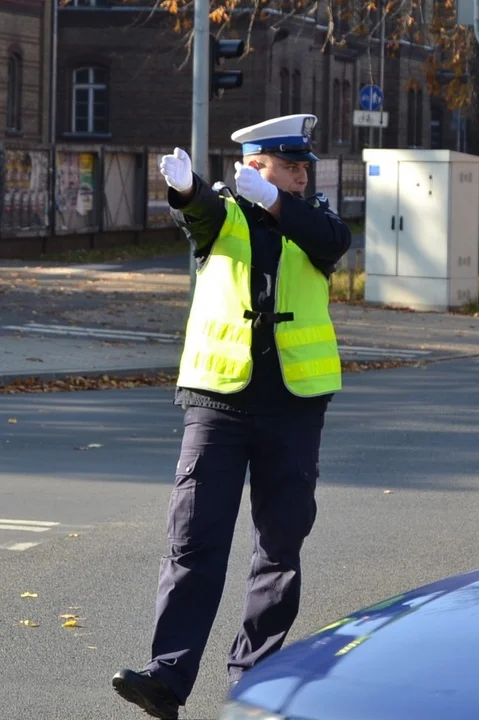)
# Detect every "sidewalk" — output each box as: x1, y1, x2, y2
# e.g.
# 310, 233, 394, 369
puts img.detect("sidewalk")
0, 334, 183, 384
331, 303, 479, 357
